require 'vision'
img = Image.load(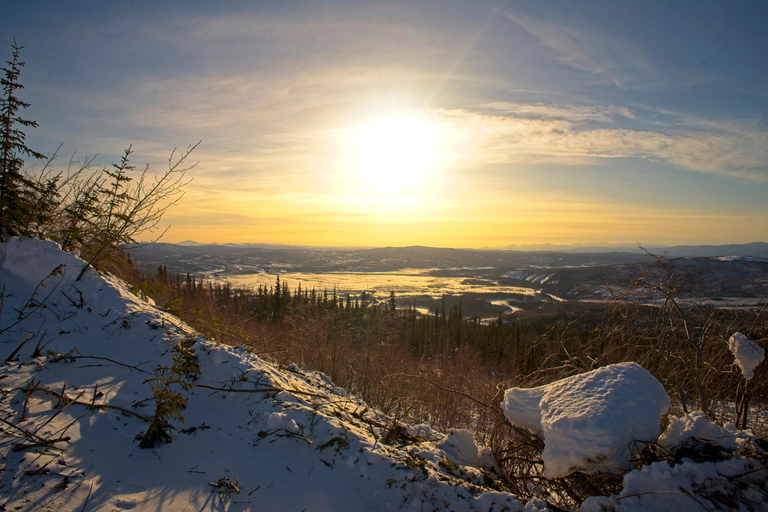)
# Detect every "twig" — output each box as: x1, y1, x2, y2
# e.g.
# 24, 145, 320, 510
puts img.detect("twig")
0, 264, 68, 336
90, 384, 99, 409
0, 415, 48, 442
0, 284, 5, 323
5, 333, 33, 363
12, 436, 71, 452
20, 379, 40, 421
40, 388, 83, 429
70, 355, 151, 373
725, 463, 768, 480
193, 383, 327, 399
80, 481, 94, 512
398, 373, 508, 423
